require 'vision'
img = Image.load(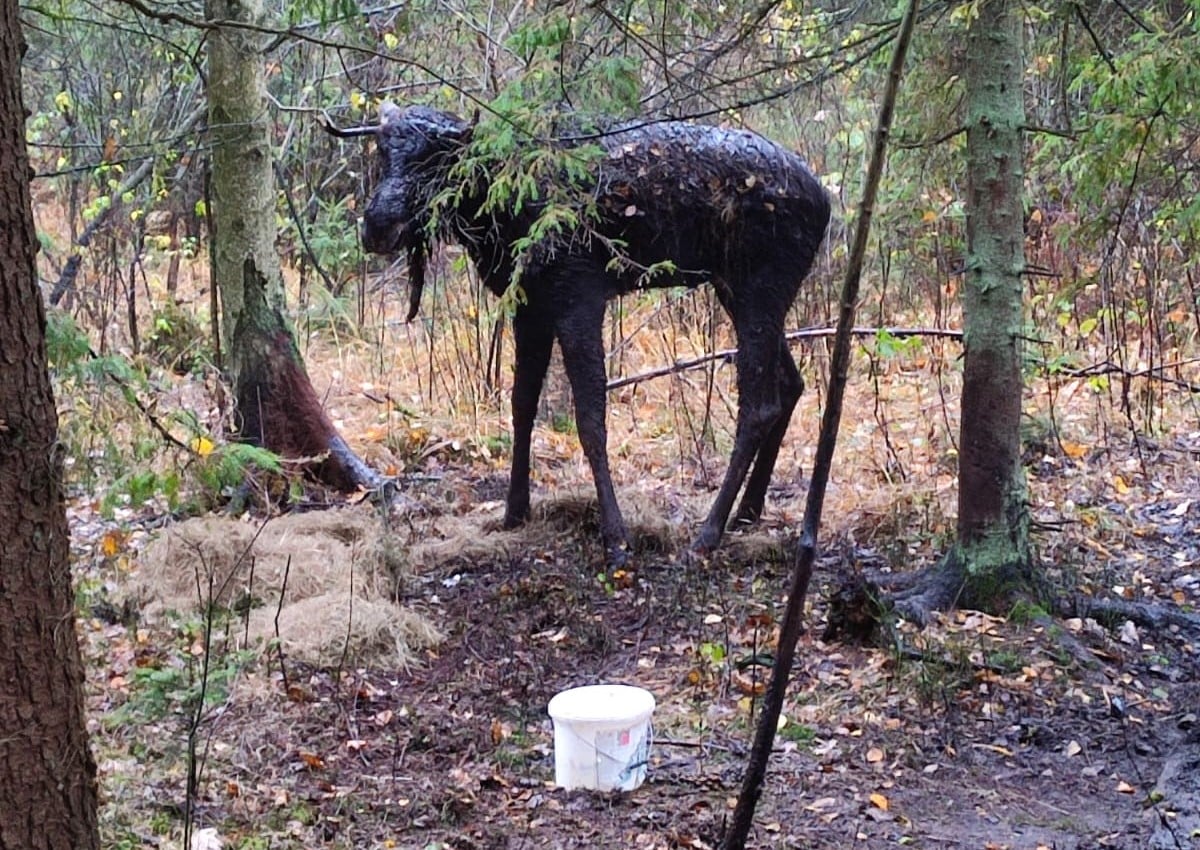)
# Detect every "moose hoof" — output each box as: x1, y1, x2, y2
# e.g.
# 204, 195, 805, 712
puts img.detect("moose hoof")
687, 525, 723, 561
501, 510, 529, 530
605, 542, 631, 570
